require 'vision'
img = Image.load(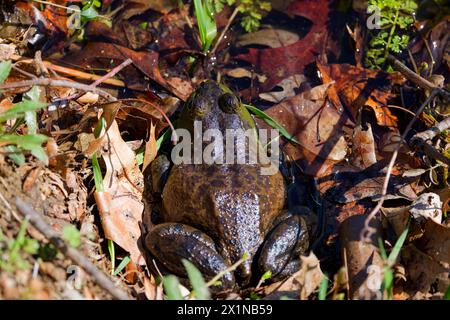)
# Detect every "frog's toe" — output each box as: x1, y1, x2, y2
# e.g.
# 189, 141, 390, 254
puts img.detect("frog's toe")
257, 215, 309, 281
145, 223, 235, 290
